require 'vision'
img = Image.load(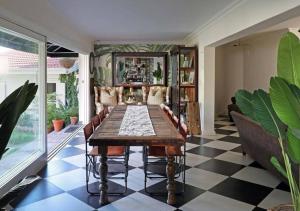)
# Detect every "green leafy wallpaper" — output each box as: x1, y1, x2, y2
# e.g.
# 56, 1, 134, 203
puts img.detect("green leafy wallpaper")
92, 44, 177, 86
